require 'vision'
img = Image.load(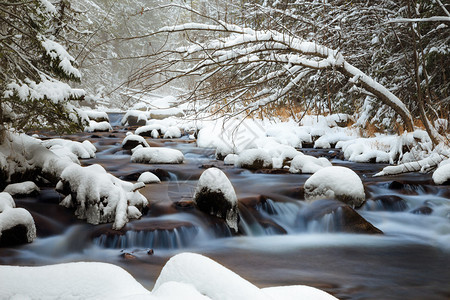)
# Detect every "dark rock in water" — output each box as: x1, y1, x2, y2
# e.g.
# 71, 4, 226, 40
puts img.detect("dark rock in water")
122, 139, 146, 150
193, 168, 239, 233
0, 224, 29, 247
387, 180, 435, 195
239, 158, 272, 170
120, 252, 137, 260
411, 206, 433, 215
151, 169, 171, 181
200, 164, 221, 169
173, 200, 195, 209
302, 199, 382, 234
255, 168, 290, 174
368, 195, 408, 211
147, 249, 154, 255
90, 135, 101, 139
126, 115, 147, 127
